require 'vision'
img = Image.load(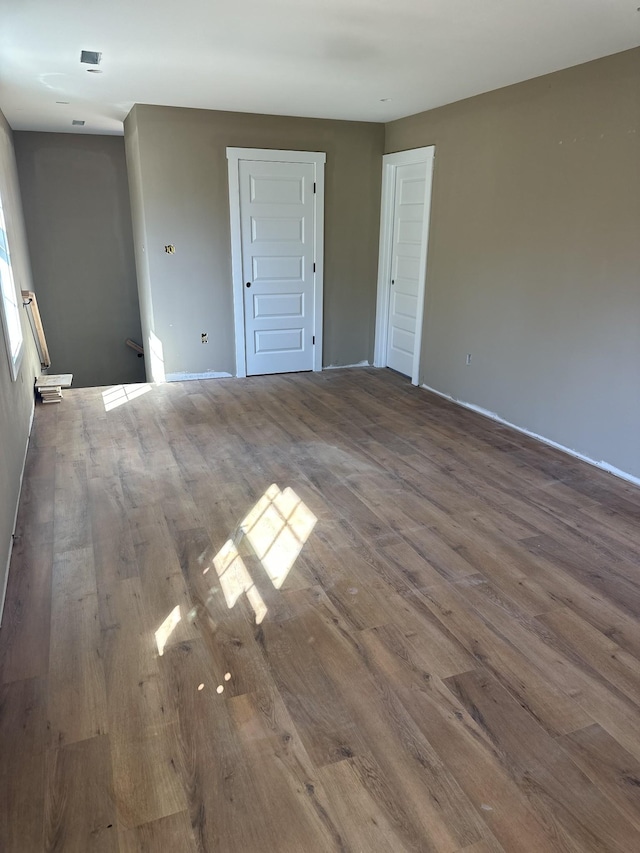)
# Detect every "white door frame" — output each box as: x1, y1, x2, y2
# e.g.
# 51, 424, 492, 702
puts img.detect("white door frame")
226, 147, 326, 378
373, 146, 435, 386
